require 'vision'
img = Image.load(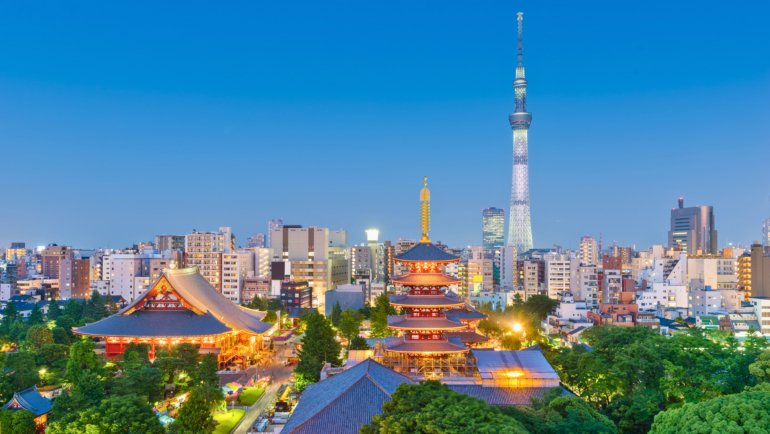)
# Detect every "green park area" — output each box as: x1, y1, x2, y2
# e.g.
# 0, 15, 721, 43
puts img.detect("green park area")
237, 386, 264, 406
213, 409, 245, 434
